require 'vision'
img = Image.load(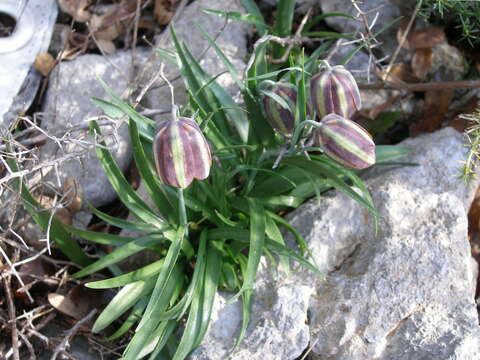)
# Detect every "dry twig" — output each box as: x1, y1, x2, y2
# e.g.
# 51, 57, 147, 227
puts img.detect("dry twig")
359, 79, 480, 92
50, 309, 97, 360
2, 269, 20, 360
